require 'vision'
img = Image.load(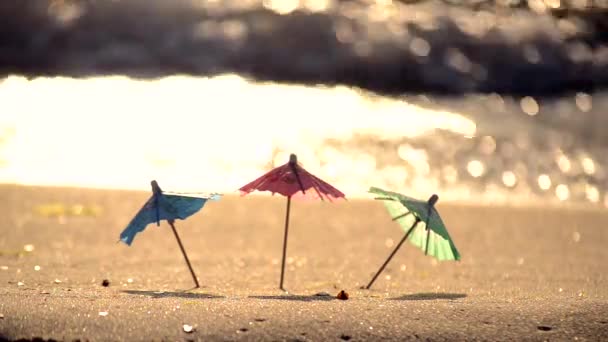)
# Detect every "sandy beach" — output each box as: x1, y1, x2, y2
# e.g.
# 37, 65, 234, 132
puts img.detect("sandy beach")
0, 184, 607, 341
